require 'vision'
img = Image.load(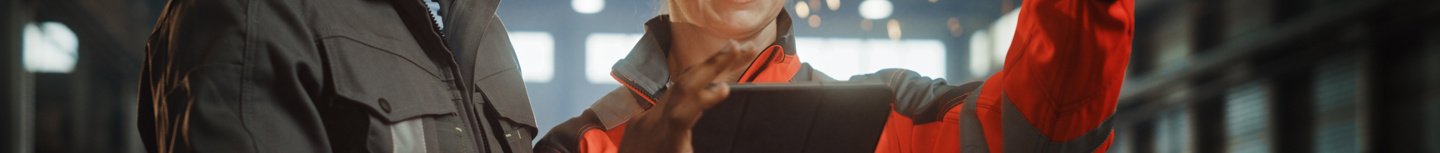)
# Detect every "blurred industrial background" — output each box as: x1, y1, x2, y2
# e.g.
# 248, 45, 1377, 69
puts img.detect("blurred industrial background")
3, 0, 1438, 152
